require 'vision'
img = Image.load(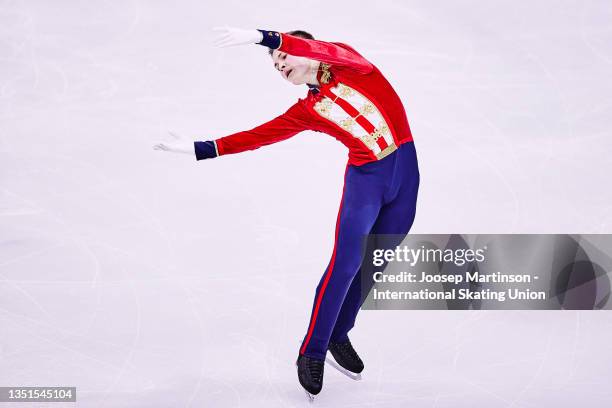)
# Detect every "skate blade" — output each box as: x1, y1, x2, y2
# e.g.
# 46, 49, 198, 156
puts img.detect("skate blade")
325, 357, 362, 381
296, 362, 318, 402
303, 389, 316, 402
